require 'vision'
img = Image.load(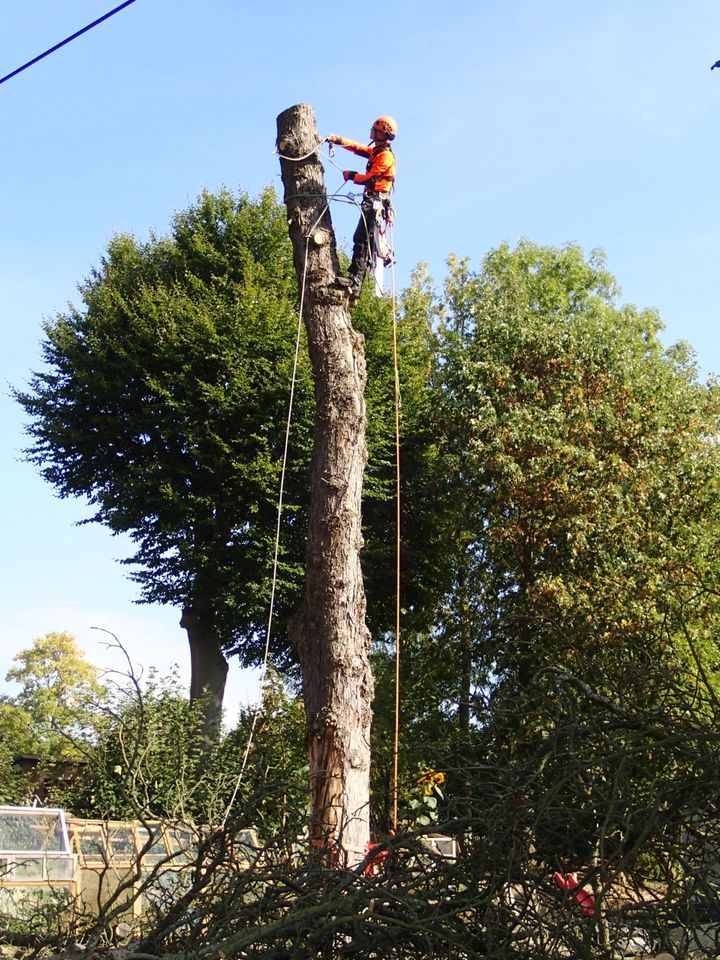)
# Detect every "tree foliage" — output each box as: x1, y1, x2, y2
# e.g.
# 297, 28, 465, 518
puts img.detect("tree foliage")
0, 703, 30, 803
58, 666, 307, 832
436, 241, 720, 731
16, 189, 314, 672
4, 631, 105, 758
369, 241, 720, 828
